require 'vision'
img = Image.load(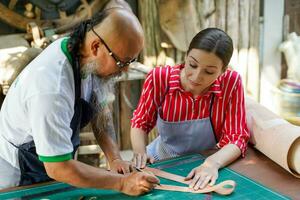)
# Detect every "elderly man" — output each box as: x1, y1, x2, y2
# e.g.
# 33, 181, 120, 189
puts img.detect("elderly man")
0, 8, 159, 196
